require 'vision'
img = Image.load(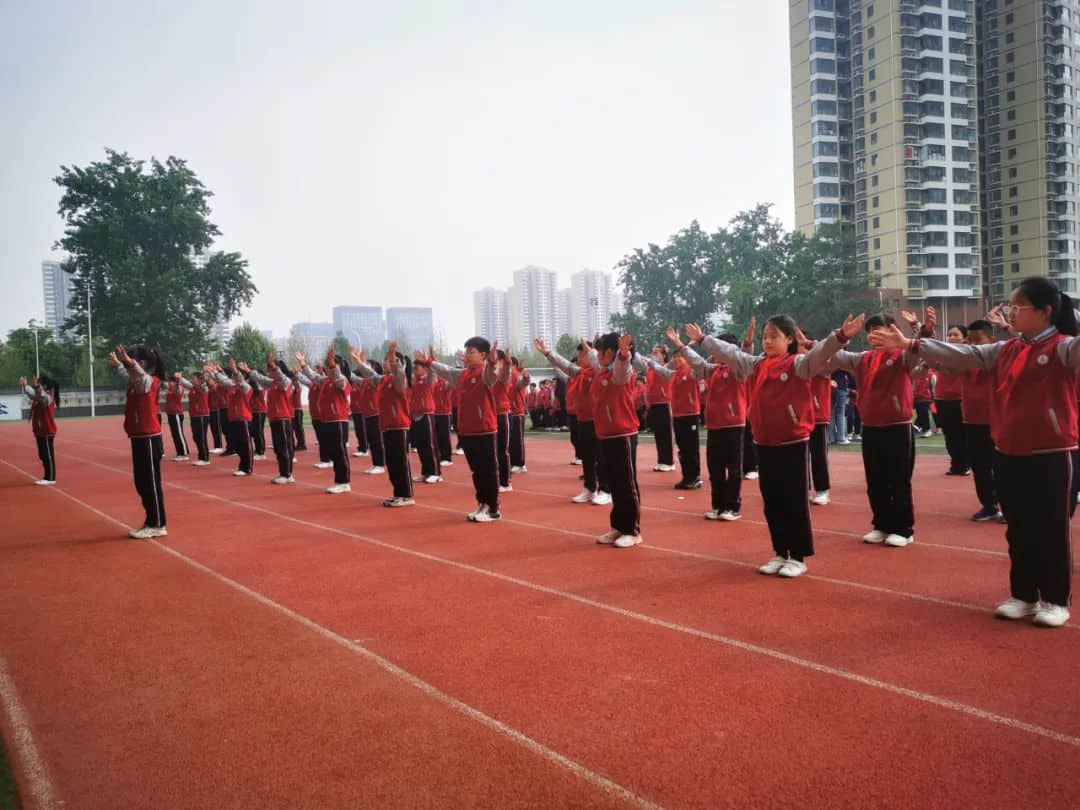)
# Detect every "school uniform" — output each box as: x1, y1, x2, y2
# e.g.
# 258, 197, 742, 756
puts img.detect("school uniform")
25, 385, 57, 482
670, 364, 702, 485
682, 348, 746, 514
912, 372, 934, 435
508, 370, 528, 470
291, 379, 308, 451
249, 383, 268, 457
549, 351, 608, 494
263, 369, 296, 479
434, 378, 454, 462
164, 381, 189, 458
809, 372, 832, 494
208, 384, 225, 450
186, 377, 212, 462
409, 373, 441, 479
119, 364, 166, 529
350, 380, 369, 454
492, 371, 513, 487
645, 366, 675, 467
356, 361, 413, 500
962, 366, 997, 513
307, 377, 331, 464
215, 372, 254, 474
934, 370, 969, 473
304, 364, 351, 485
593, 354, 642, 537
560, 370, 579, 456
359, 378, 385, 468
912, 329, 1080, 609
